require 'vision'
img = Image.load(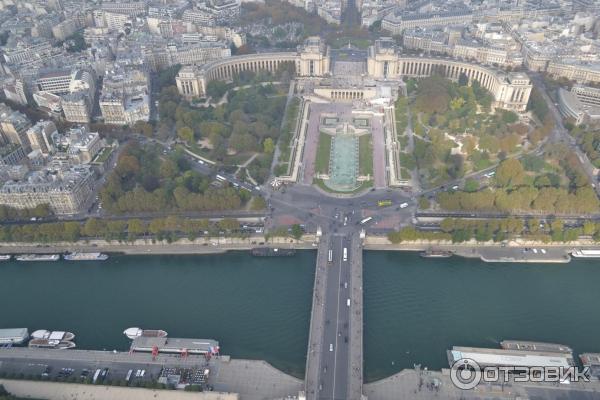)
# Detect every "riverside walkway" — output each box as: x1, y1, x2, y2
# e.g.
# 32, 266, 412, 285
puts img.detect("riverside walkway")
305, 230, 363, 400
